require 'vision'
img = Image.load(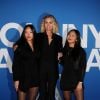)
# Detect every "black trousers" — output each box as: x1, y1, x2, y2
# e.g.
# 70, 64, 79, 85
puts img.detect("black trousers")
39, 72, 57, 100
